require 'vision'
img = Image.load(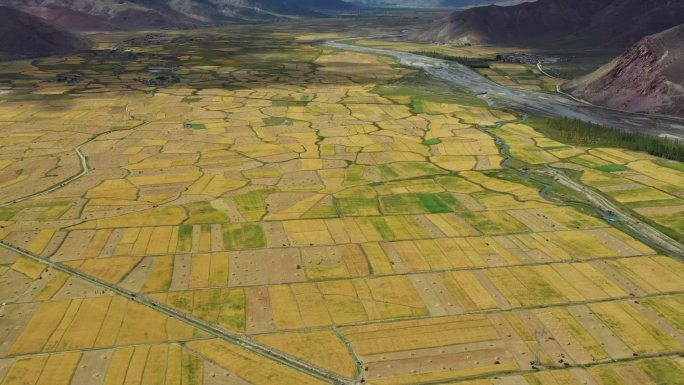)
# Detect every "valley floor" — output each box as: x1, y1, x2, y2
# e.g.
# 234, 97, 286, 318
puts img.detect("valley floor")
0, 16, 683, 385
